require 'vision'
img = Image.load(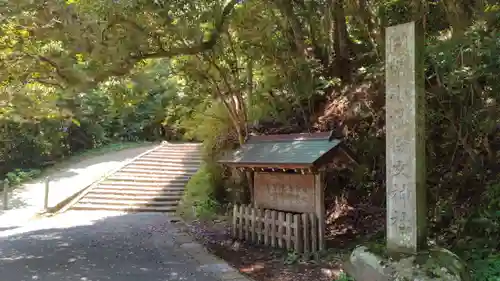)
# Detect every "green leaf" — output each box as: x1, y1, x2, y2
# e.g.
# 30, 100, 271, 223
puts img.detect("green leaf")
71, 118, 81, 127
